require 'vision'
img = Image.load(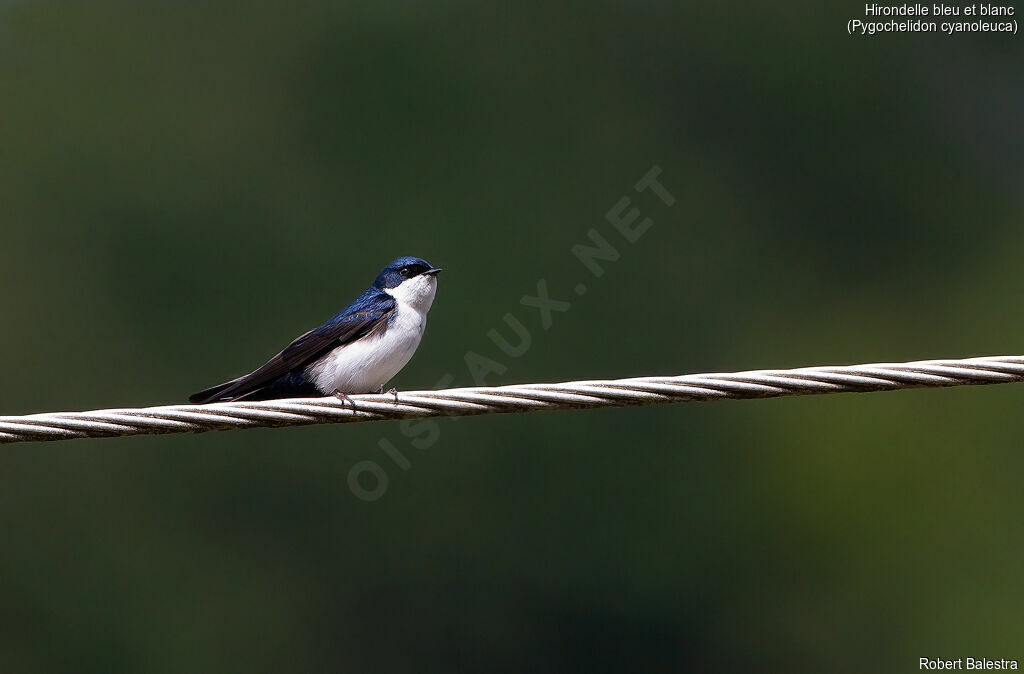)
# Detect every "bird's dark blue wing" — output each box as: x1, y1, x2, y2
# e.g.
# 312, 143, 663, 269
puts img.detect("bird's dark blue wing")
279, 290, 395, 366
189, 289, 396, 403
